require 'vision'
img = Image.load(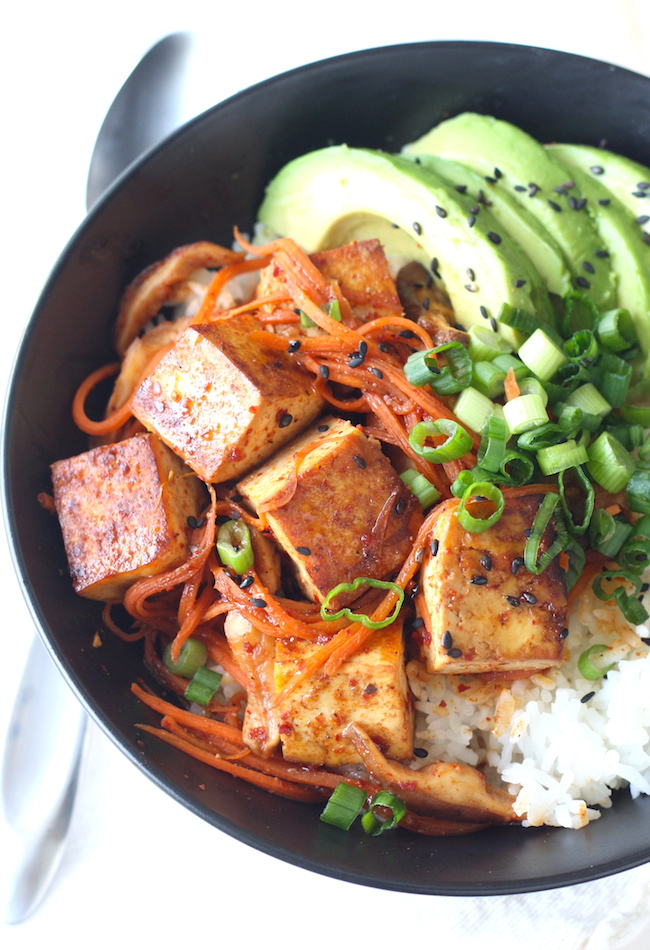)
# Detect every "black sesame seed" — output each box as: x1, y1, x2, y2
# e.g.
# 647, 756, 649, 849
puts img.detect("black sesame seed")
487, 231, 502, 244
471, 575, 488, 585
590, 165, 604, 175
514, 278, 527, 288
251, 597, 267, 608
465, 283, 479, 293
581, 691, 596, 704
430, 538, 440, 556
521, 591, 537, 605
296, 546, 311, 556
514, 184, 527, 192
358, 340, 368, 358
413, 747, 429, 758
548, 199, 562, 212
370, 366, 383, 378
467, 214, 477, 228
480, 305, 488, 320
595, 249, 610, 258
422, 297, 431, 310
642, 583, 650, 593
506, 595, 520, 607
454, 322, 467, 331
642, 637, 650, 646
638, 182, 650, 190
560, 627, 569, 640
399, 328, 416, 338
442, 630, 453, 649
477, 190, 487, 205
490, 316, 498, 332
353, 455, 366, 469
413, 221, 423, 235
553, 186, 568, 195
480, 554, 492, 571
467, 267, 476, 281
436, 206, 447, 218
411, 617, 425, 629
636, 215, 650, 225
494, 167, 503, 179
288, 339, 301, 353
279, 413, 293, 428
447, 648, 462, 658
239, 575, 254, 589
364, 683, 377, 695
455, 184, 468, 194
632, 190, 648, 198
431, 257, 441, 277
470, 204, 480, 214
582, 261, 595, 274
576, 276, 591, 289
395, 497, 406, 516
575, 197, 587, 211
643, 233, 650, 246
317, 424, 330, 432
511, 557, 525, 574
528, 183, 540, 196
348, 353, 364, 368
524, 527, 533, 537
598, 198, 611, 206
319, 365, 330, 379
187, 515, 206, 529
378, 342, 390, 352
485, 175, 497, 185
